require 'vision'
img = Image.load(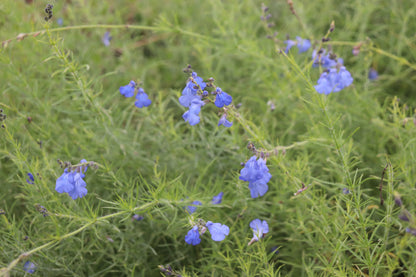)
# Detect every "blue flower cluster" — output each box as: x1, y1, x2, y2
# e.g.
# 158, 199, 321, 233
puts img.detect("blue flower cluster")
312, 49, 342, 68
26, 173, 35, 184
284, 36, 311, 53
239, 156, 272, 198
311, 49, 353, 94
179, 71, 233, 127
314, 67, 353, 95
185, 221, 230, 245
55, 159, 89, 200
119, 81, 152, 108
